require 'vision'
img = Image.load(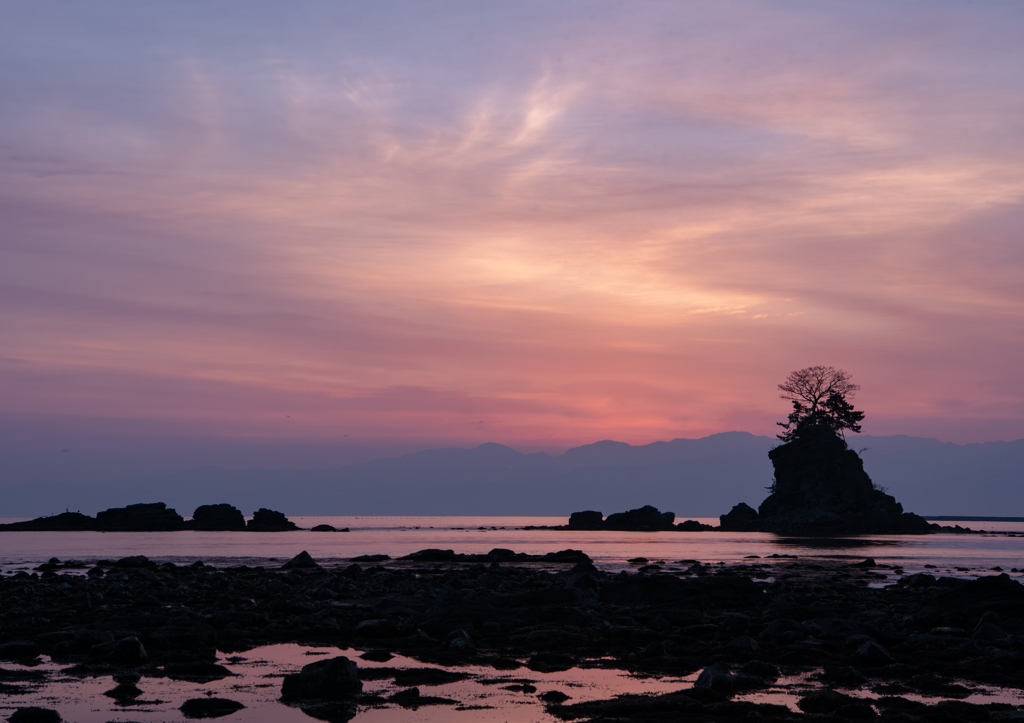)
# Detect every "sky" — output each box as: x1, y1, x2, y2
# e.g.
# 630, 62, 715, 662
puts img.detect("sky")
3, 1, 1024, 481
